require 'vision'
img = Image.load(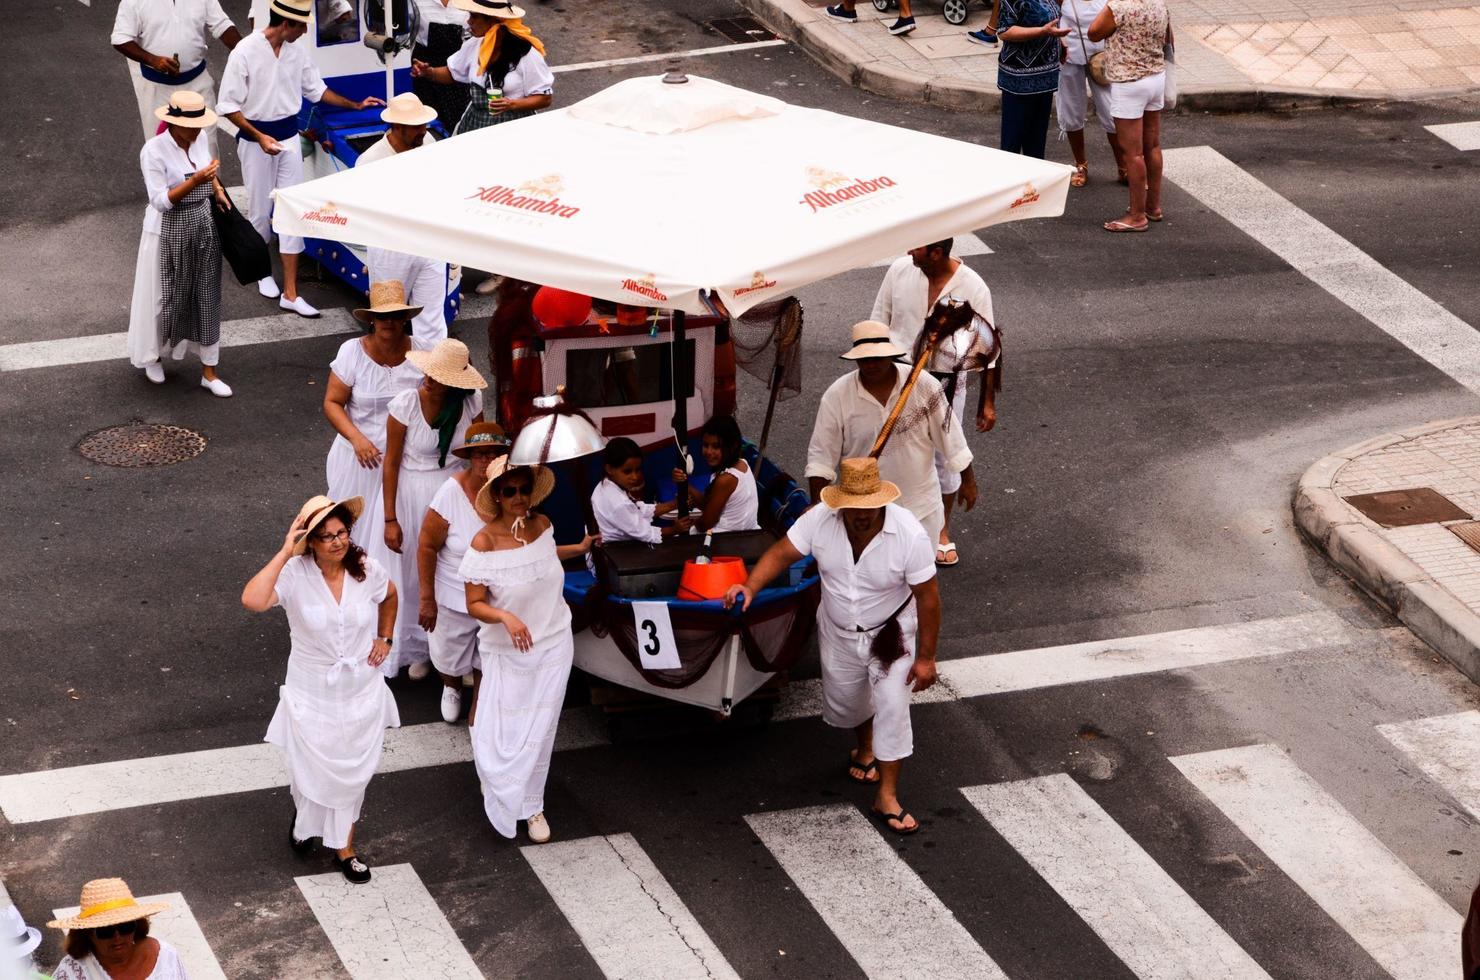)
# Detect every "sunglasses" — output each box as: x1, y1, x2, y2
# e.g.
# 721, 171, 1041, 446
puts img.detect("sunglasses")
92, 920, 140, 940
499, 482, 534, 498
